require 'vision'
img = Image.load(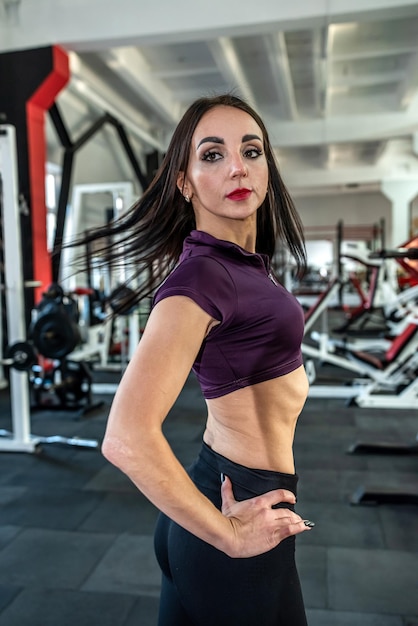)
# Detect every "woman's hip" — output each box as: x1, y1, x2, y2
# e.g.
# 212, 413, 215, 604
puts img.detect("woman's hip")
189, 441, 298, 510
